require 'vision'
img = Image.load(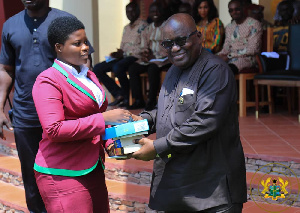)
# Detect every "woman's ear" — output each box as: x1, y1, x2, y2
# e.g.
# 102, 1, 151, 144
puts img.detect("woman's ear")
55, 43, 63, 53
